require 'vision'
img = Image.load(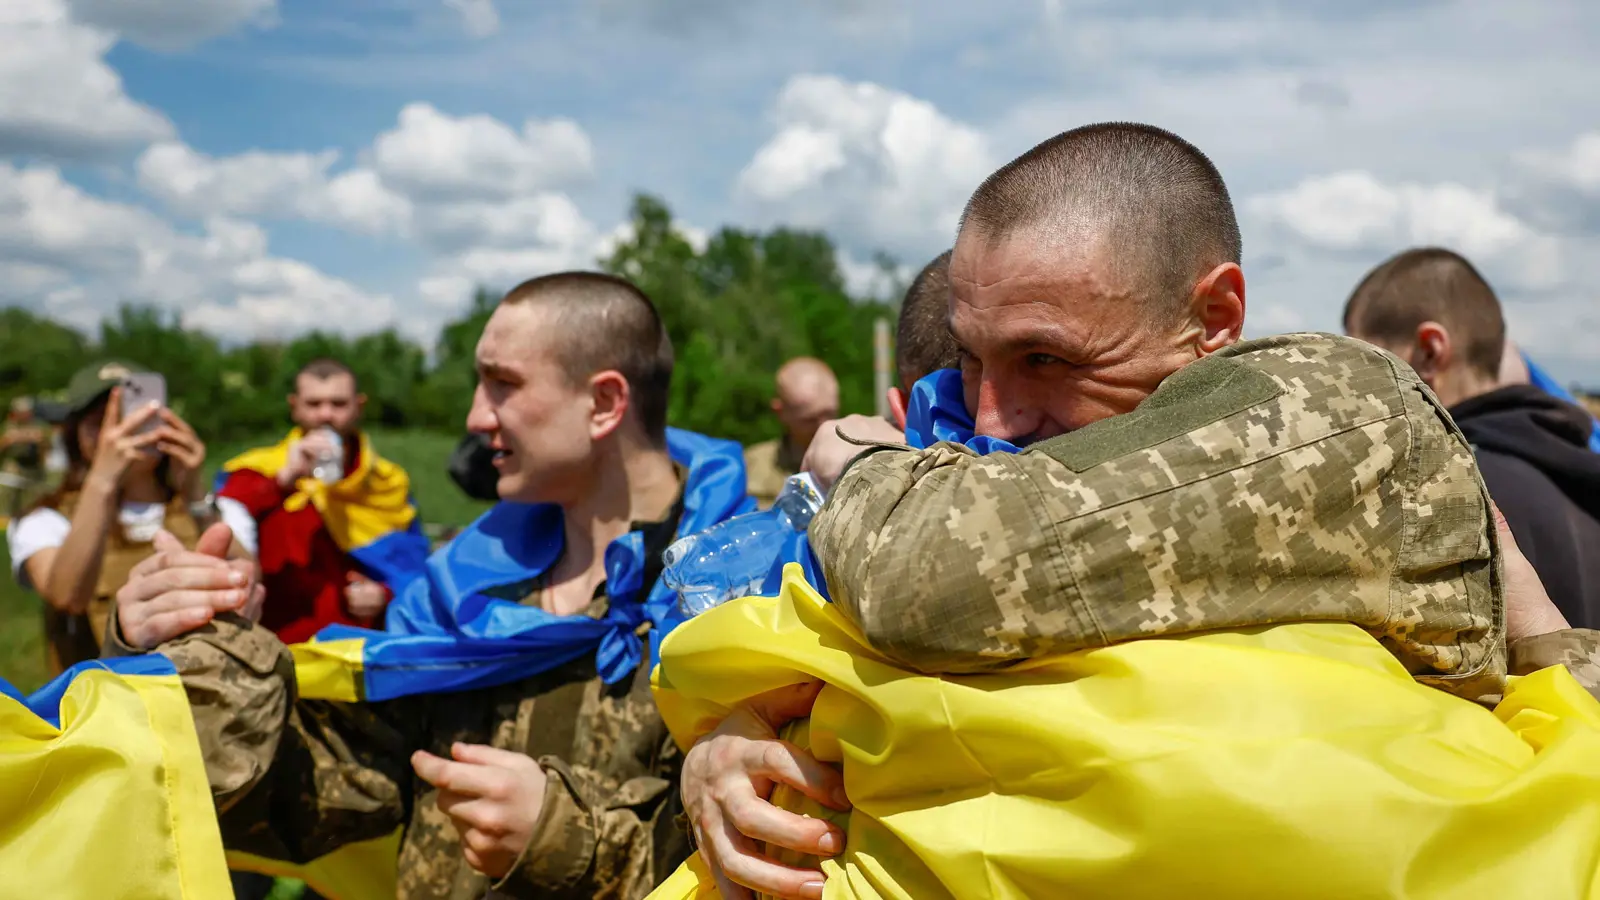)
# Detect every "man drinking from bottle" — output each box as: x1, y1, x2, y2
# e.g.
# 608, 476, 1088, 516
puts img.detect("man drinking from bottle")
214, 357, 429, 643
